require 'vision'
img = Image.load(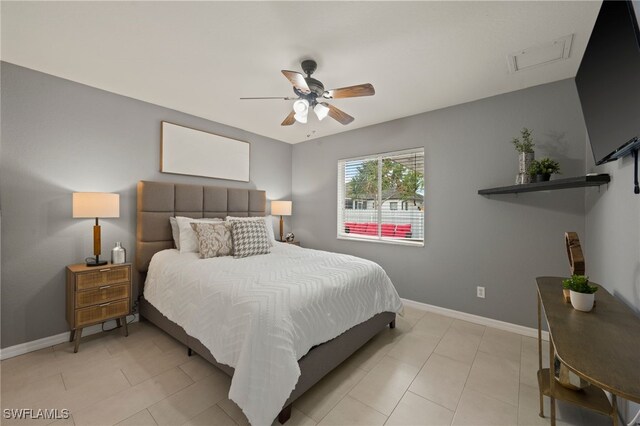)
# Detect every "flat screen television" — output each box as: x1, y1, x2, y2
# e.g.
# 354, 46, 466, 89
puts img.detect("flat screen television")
575, 0, 640, 165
